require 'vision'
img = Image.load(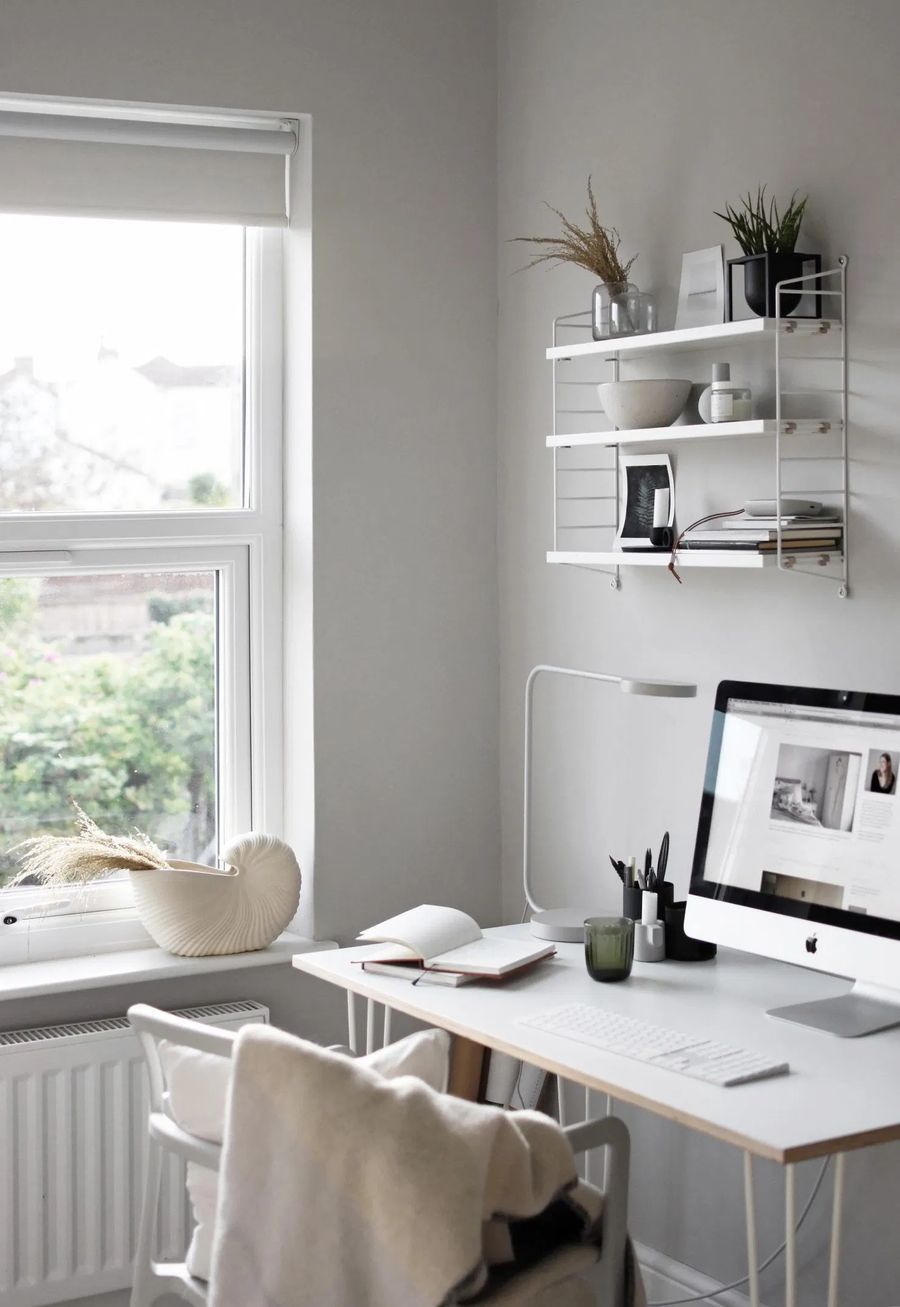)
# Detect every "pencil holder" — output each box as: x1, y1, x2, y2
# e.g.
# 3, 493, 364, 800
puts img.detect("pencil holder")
622, 885, 643, 921
656, 881, 675, 913
664, 900, 717, 962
